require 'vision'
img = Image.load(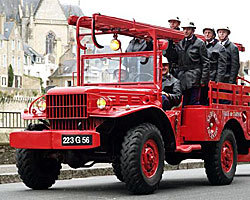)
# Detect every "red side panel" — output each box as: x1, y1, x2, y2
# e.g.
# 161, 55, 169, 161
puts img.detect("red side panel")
181, 107, 223, 141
